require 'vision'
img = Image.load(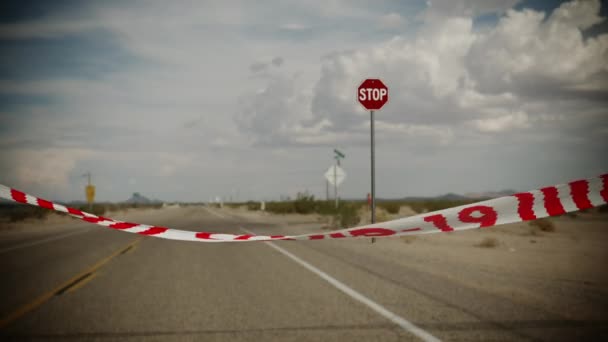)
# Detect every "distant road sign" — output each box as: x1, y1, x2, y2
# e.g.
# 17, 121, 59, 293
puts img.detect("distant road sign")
325, 165, 346, 186
358, 79, 388, 111
85, 185, 95, 204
